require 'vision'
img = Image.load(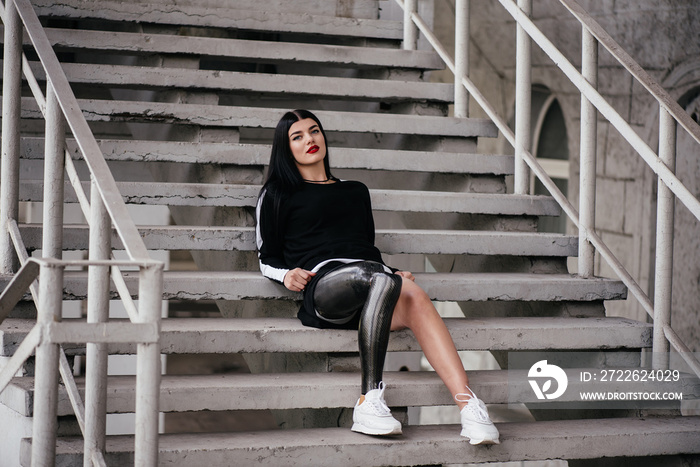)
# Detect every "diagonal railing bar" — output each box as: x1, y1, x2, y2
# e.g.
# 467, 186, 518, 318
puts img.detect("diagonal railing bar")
663, 326, 700, 377
0, 254, 38, 321
559, 0, 700, 147
0, 323, 40, 394
394, 0, 700, 379
4, 7, 143, 325
496, 0, 700, 222
111, 265, 141, 322
8, 0, 150, 261
58, 348, 86, 432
